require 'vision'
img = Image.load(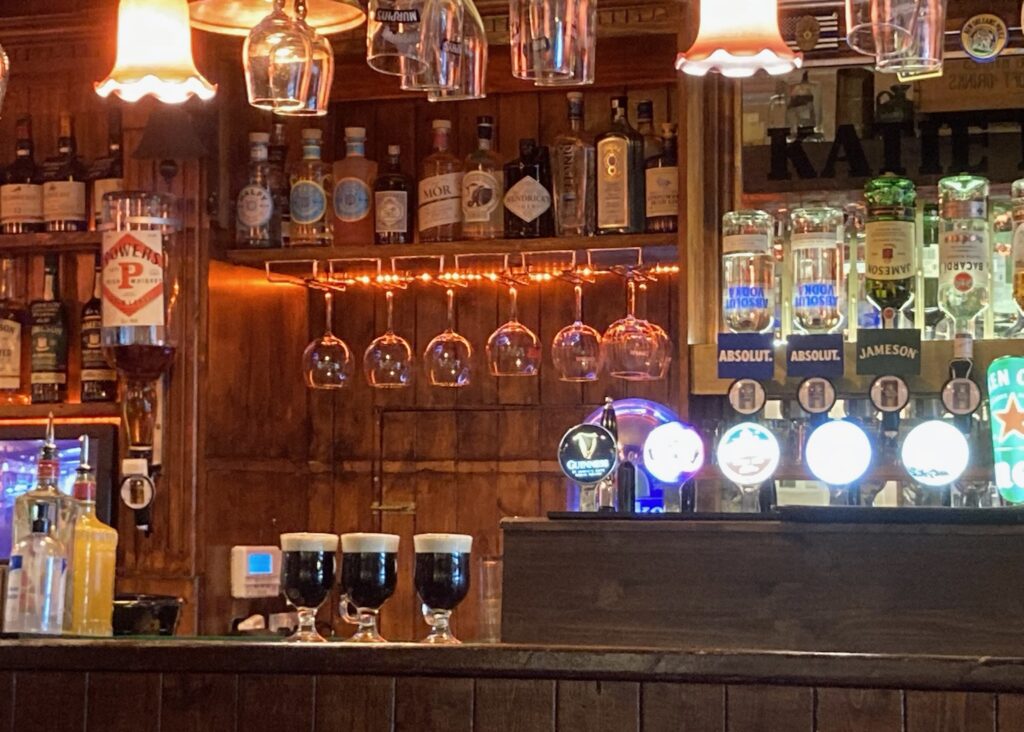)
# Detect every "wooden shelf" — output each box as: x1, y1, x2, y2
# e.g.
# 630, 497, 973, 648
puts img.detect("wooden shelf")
0, 402, 120, 421
0, 232, 102, 256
